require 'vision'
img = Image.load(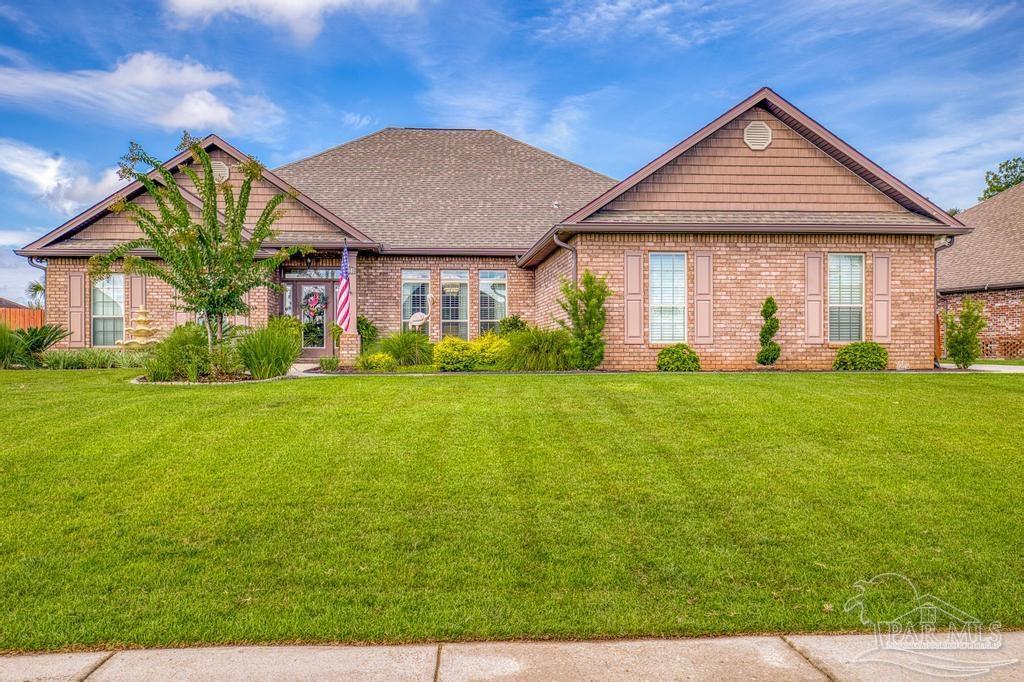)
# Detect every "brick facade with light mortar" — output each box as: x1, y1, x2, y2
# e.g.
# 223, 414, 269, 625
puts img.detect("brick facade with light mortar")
569, 232, 936, 370
937, 288, 1024, 358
